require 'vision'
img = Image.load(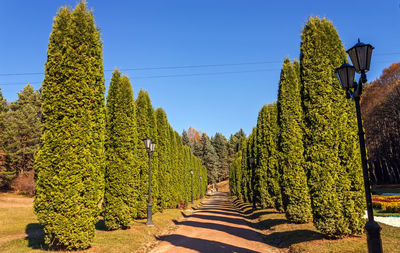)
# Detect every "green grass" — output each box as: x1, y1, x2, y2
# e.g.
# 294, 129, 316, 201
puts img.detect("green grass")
0, 193, 203, 252
232, 196, 400, 253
